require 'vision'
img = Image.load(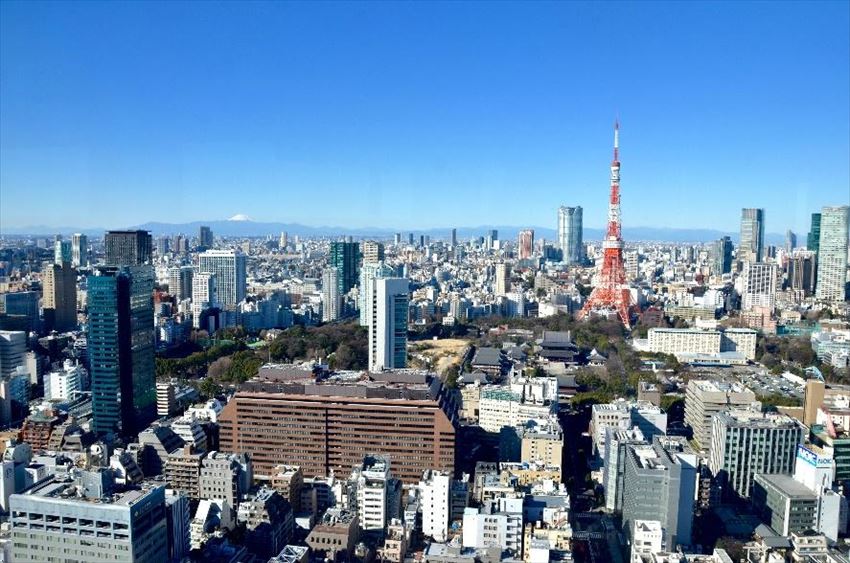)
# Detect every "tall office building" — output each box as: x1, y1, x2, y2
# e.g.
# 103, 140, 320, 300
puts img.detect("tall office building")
10, 474, 168, 562
53, 238, 72, 265
88, 266, 156, 436
359, 262, 395, 327
198, 225, 213, 250
105, 230, 153, 266
517, 229, 534, 260
557, 206, 583, 264
368, 278, 409, 372
361, 241, 385, 265
218, 367, 456, 483
740, 262, 778, 311
42, 262, 78, 333
451, 228, 457, 247
684, 380, 756, 451
739, 208, 765, 263
494, 262, 510, 297
788, 251, 817, 296
708, 408, 804, 500
278, 231, 288, 249
155, 235, 171, 256
322, 268, 341, 322
808, 212, 822, 253
0, 291, 40, 334
198, 250, 247, 309
191, 272, 217, 329
713, 236, 733, 275
815, 206, 850, 302
621, 436, 697, 551
71, 233, 88, 267
0, 331, 26, 378
785, 230, 797, 253
168, 266, 194, 301
329, 241, 361, 296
